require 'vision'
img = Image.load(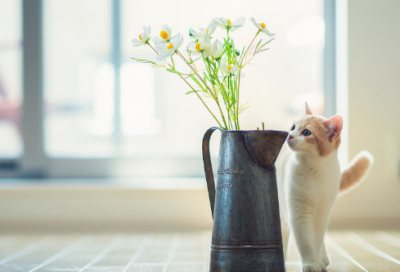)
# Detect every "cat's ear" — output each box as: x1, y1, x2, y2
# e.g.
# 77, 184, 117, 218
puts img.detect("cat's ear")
305, 102, 313, 115
323, 115, 343, 139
